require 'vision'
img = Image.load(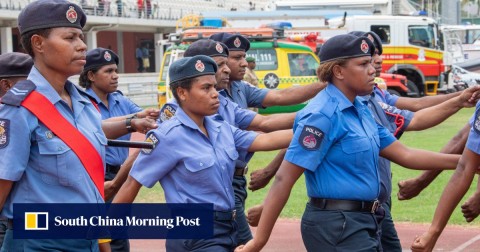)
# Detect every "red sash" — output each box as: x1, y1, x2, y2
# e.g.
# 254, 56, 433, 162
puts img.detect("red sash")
21, 91, 105, 199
